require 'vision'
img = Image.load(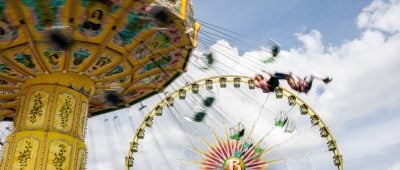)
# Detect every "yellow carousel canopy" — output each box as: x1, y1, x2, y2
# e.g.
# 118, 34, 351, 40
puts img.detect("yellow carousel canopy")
0, 0, 200, 119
